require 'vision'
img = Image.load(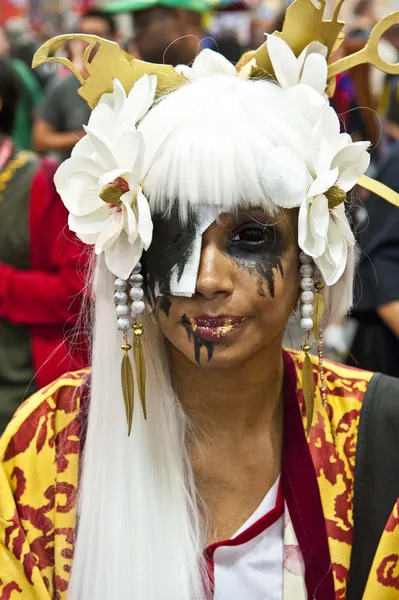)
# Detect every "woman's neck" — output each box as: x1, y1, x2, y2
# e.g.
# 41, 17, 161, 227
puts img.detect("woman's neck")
170, 339, 285, 441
